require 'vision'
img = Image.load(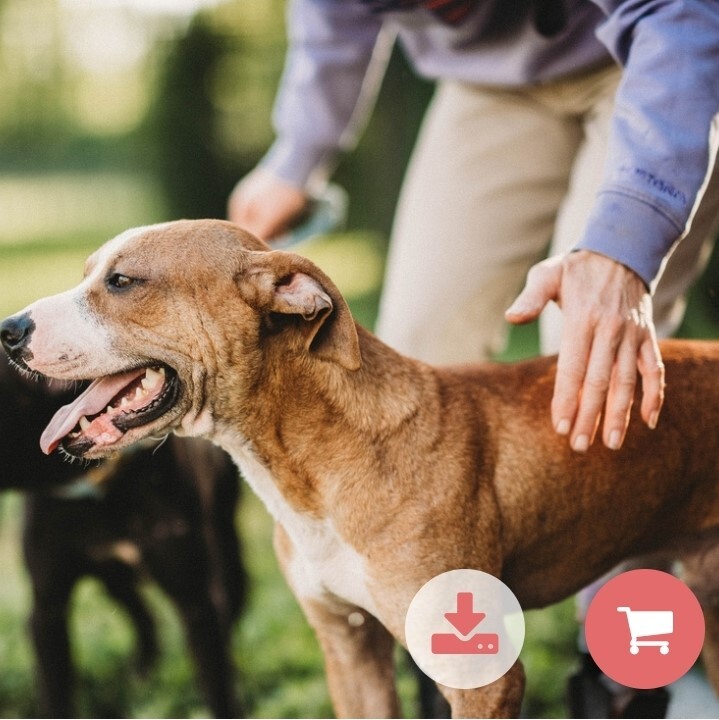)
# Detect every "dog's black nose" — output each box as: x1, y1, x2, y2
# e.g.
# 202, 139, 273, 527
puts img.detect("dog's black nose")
1, 314, 35, 360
